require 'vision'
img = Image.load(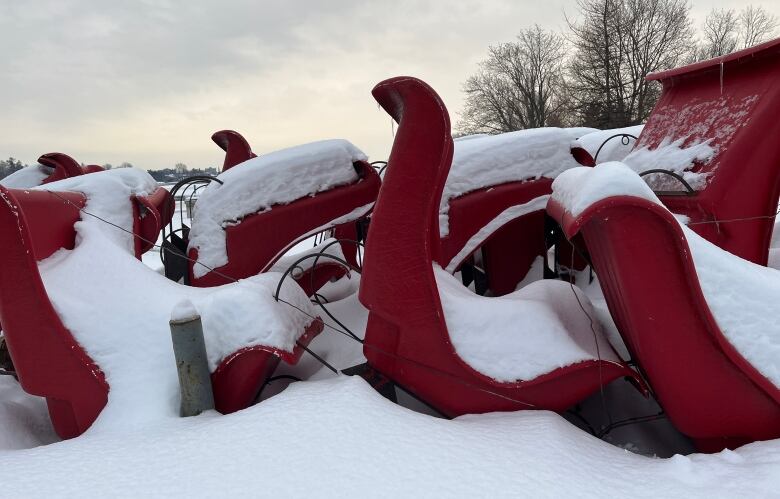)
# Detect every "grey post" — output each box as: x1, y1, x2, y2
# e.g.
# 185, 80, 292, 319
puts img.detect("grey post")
169, 313, 215, 416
